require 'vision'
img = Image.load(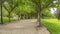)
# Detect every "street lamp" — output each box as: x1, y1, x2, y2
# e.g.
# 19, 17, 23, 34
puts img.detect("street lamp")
0, 0, 3, 24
